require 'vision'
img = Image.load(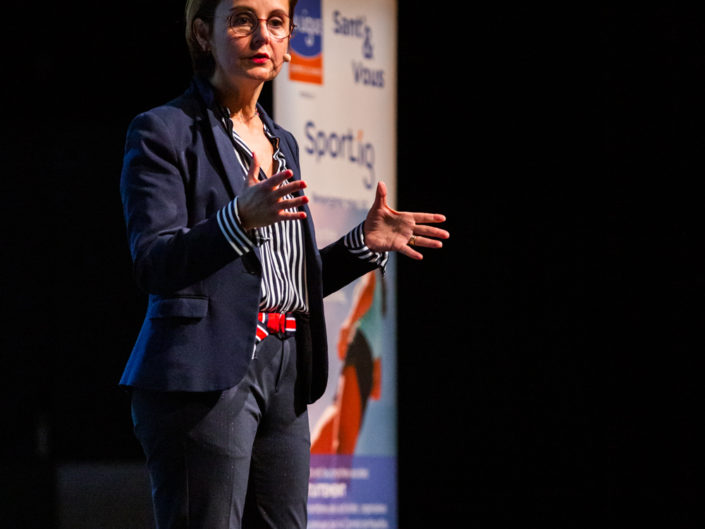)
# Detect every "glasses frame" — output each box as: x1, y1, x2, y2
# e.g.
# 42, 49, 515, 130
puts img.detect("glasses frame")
226, 12, 296, 40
